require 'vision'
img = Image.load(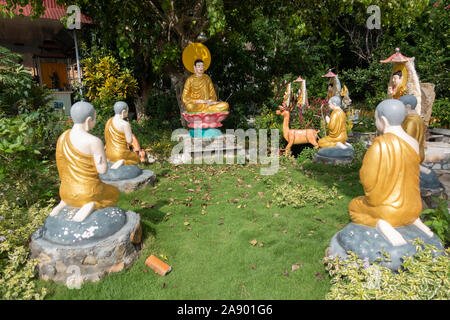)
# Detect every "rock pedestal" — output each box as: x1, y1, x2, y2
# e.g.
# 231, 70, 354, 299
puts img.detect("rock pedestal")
313, 144, 354, 165
169, 133, 247, 165
30, 207, 142, 286
99, 163, 156, 193
327, 222, 444, 272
